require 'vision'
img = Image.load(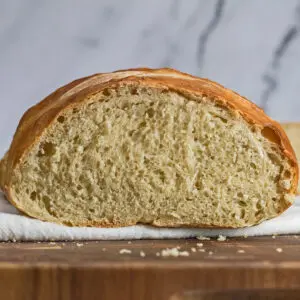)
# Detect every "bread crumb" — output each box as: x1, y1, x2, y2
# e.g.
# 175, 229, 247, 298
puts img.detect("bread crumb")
12, 238, 17, 243
120, 249, 132, 254
217, 235, 226, 241
196, 243, 203, 247
208, 251, 213, 255
49, 242, 56, 245
198, 249, 206, 252
179, 251, 190, 257
276, 248, 283, 253
243, 234, 248, 239
156, 252, 161, 257
140, 251, 146, 257
237, 249, 245, 253
160, 248, 190, 257
191, 247, 197, 253
272, 235, 276, 239
76, 243, 84, 247
128, 241, 132, 244
196, 236, 210, 240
